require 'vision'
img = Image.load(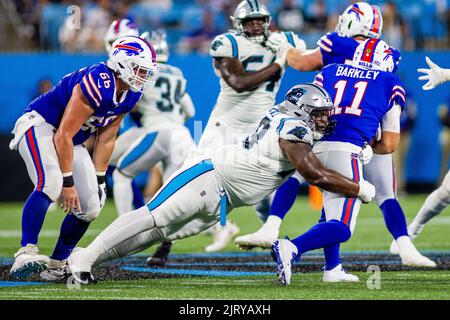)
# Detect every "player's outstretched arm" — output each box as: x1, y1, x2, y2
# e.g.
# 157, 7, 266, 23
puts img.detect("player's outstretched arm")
54, 84, 95, 213
286, 47, 323, 72
214, 57, 281, 93
180, 92, 195, 120
418, 56, 450, 90
280, 139, 375, 203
